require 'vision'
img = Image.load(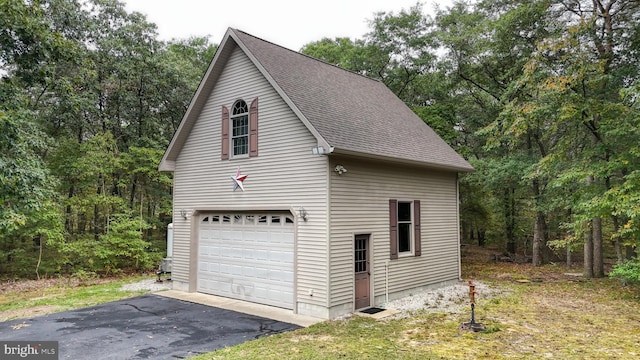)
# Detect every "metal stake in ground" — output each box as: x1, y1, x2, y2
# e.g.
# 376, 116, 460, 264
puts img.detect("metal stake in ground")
469, 280, 477, 324
460, 280, 486, 332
